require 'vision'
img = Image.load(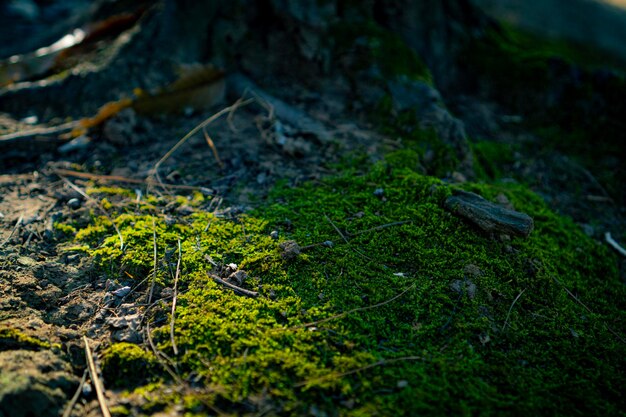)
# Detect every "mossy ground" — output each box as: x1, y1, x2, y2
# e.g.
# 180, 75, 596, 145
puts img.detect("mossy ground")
62, 148, 626, 416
